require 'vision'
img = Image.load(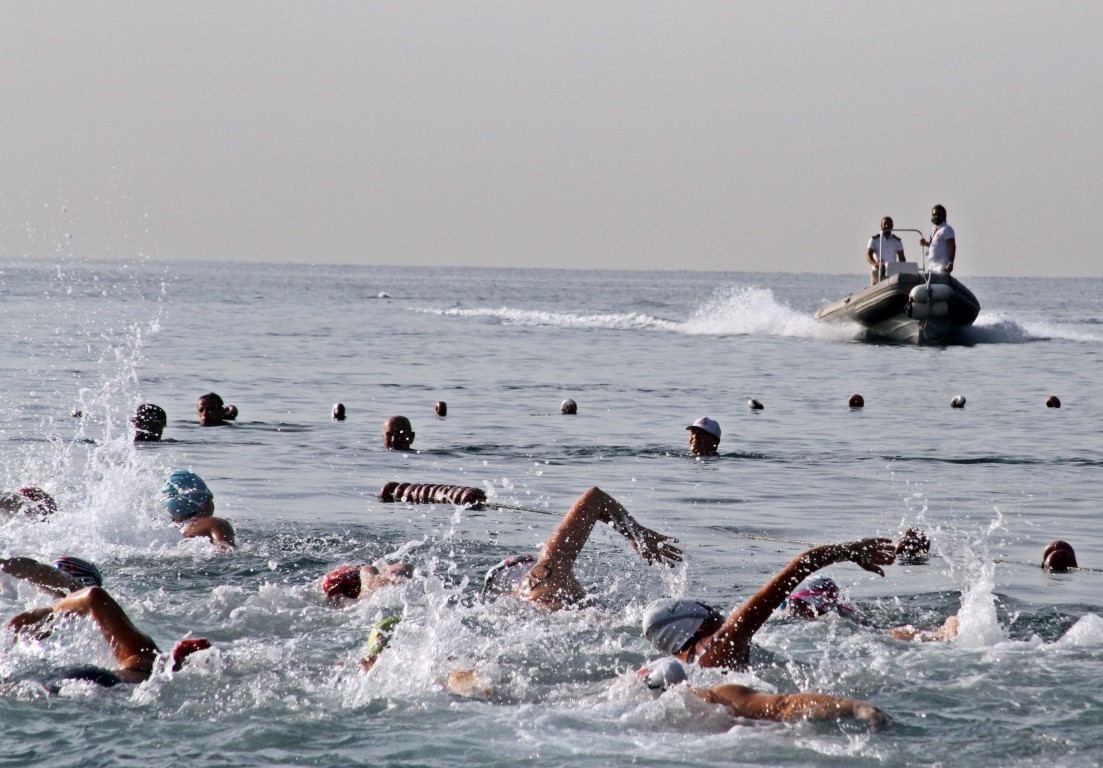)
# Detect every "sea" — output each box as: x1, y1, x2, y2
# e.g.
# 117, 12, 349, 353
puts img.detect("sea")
2, 260, 1102, 768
